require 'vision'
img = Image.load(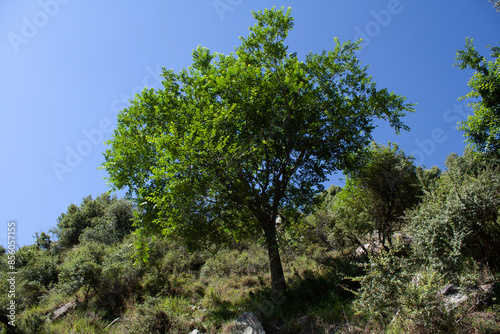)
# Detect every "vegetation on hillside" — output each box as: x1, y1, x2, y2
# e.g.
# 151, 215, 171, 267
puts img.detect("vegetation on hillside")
102, 7, 413, 297
1, 6, 499, 334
